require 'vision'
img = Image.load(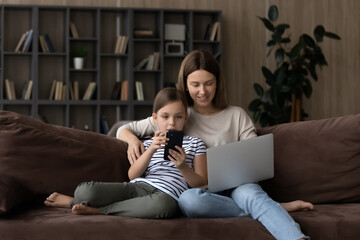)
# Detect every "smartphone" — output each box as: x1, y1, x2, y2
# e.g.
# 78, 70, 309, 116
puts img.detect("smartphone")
164, 130, 184, 160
